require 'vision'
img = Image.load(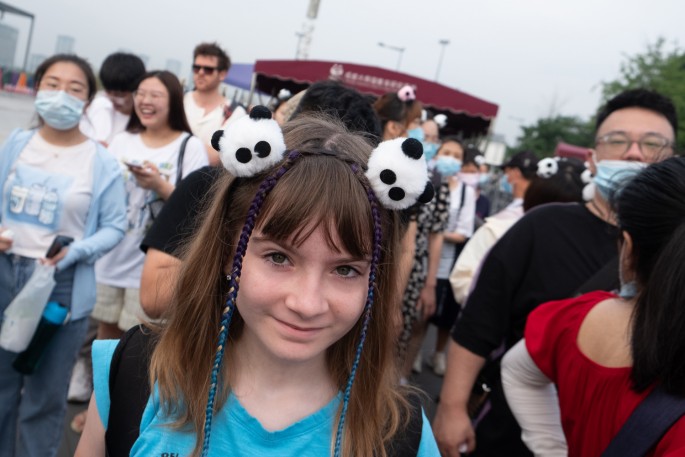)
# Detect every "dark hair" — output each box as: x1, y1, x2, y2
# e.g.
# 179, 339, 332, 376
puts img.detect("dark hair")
595, 89, 677, 139
126, 71, 192, 134
523, 158, 585, 211
99, 52, 146, 92
193, 42, 230, 71
462, 144, 482, 167
373, 91, 422, 131
34, 54, 97, 102
291, 81, 382, 143
440, 136, 463, 148
614, 157, 685, 396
